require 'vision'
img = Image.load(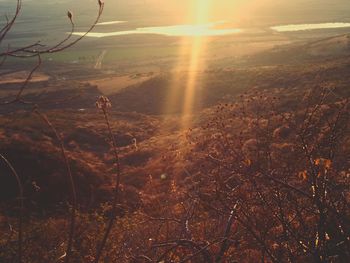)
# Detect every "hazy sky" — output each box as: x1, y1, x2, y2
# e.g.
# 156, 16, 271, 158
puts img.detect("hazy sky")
104, 0, 350, 26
